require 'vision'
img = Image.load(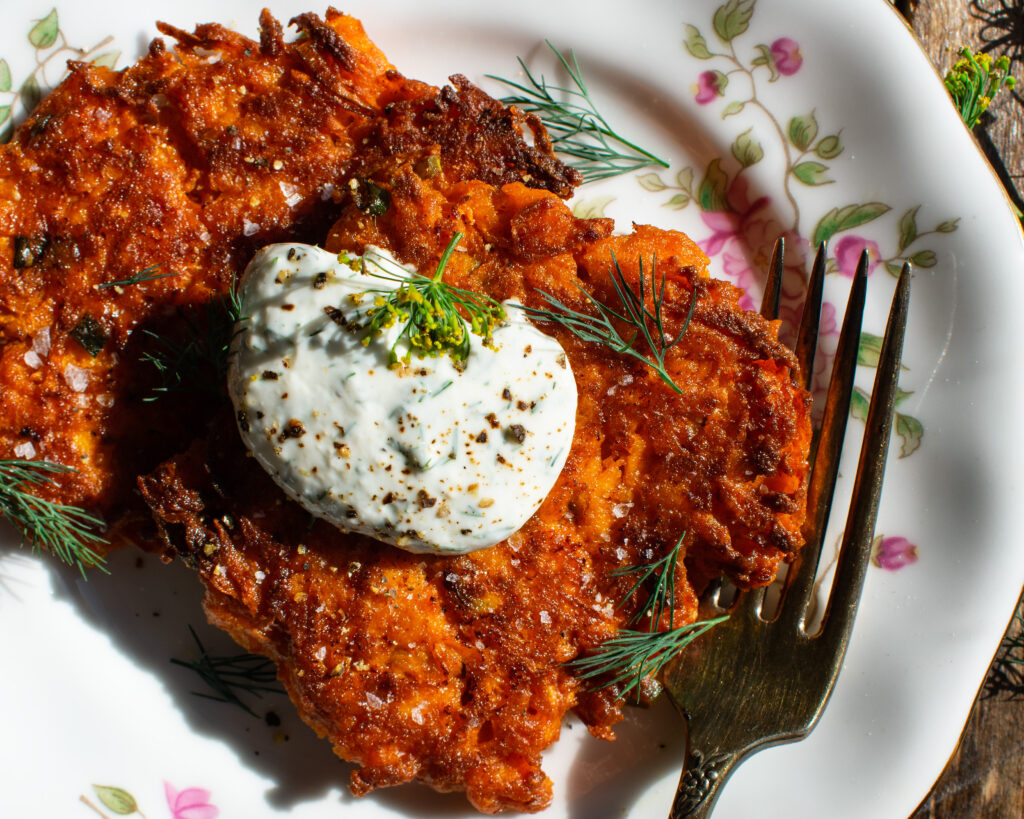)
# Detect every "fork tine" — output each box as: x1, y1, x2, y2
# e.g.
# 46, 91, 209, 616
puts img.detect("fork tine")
759, 237, 784, 319
780, 250, 869, 628
818, 264, 911, 647
700, 576, 723, 609
741, 585, 766, 619
794, 242, 827, 392
744, 240, 814, 623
